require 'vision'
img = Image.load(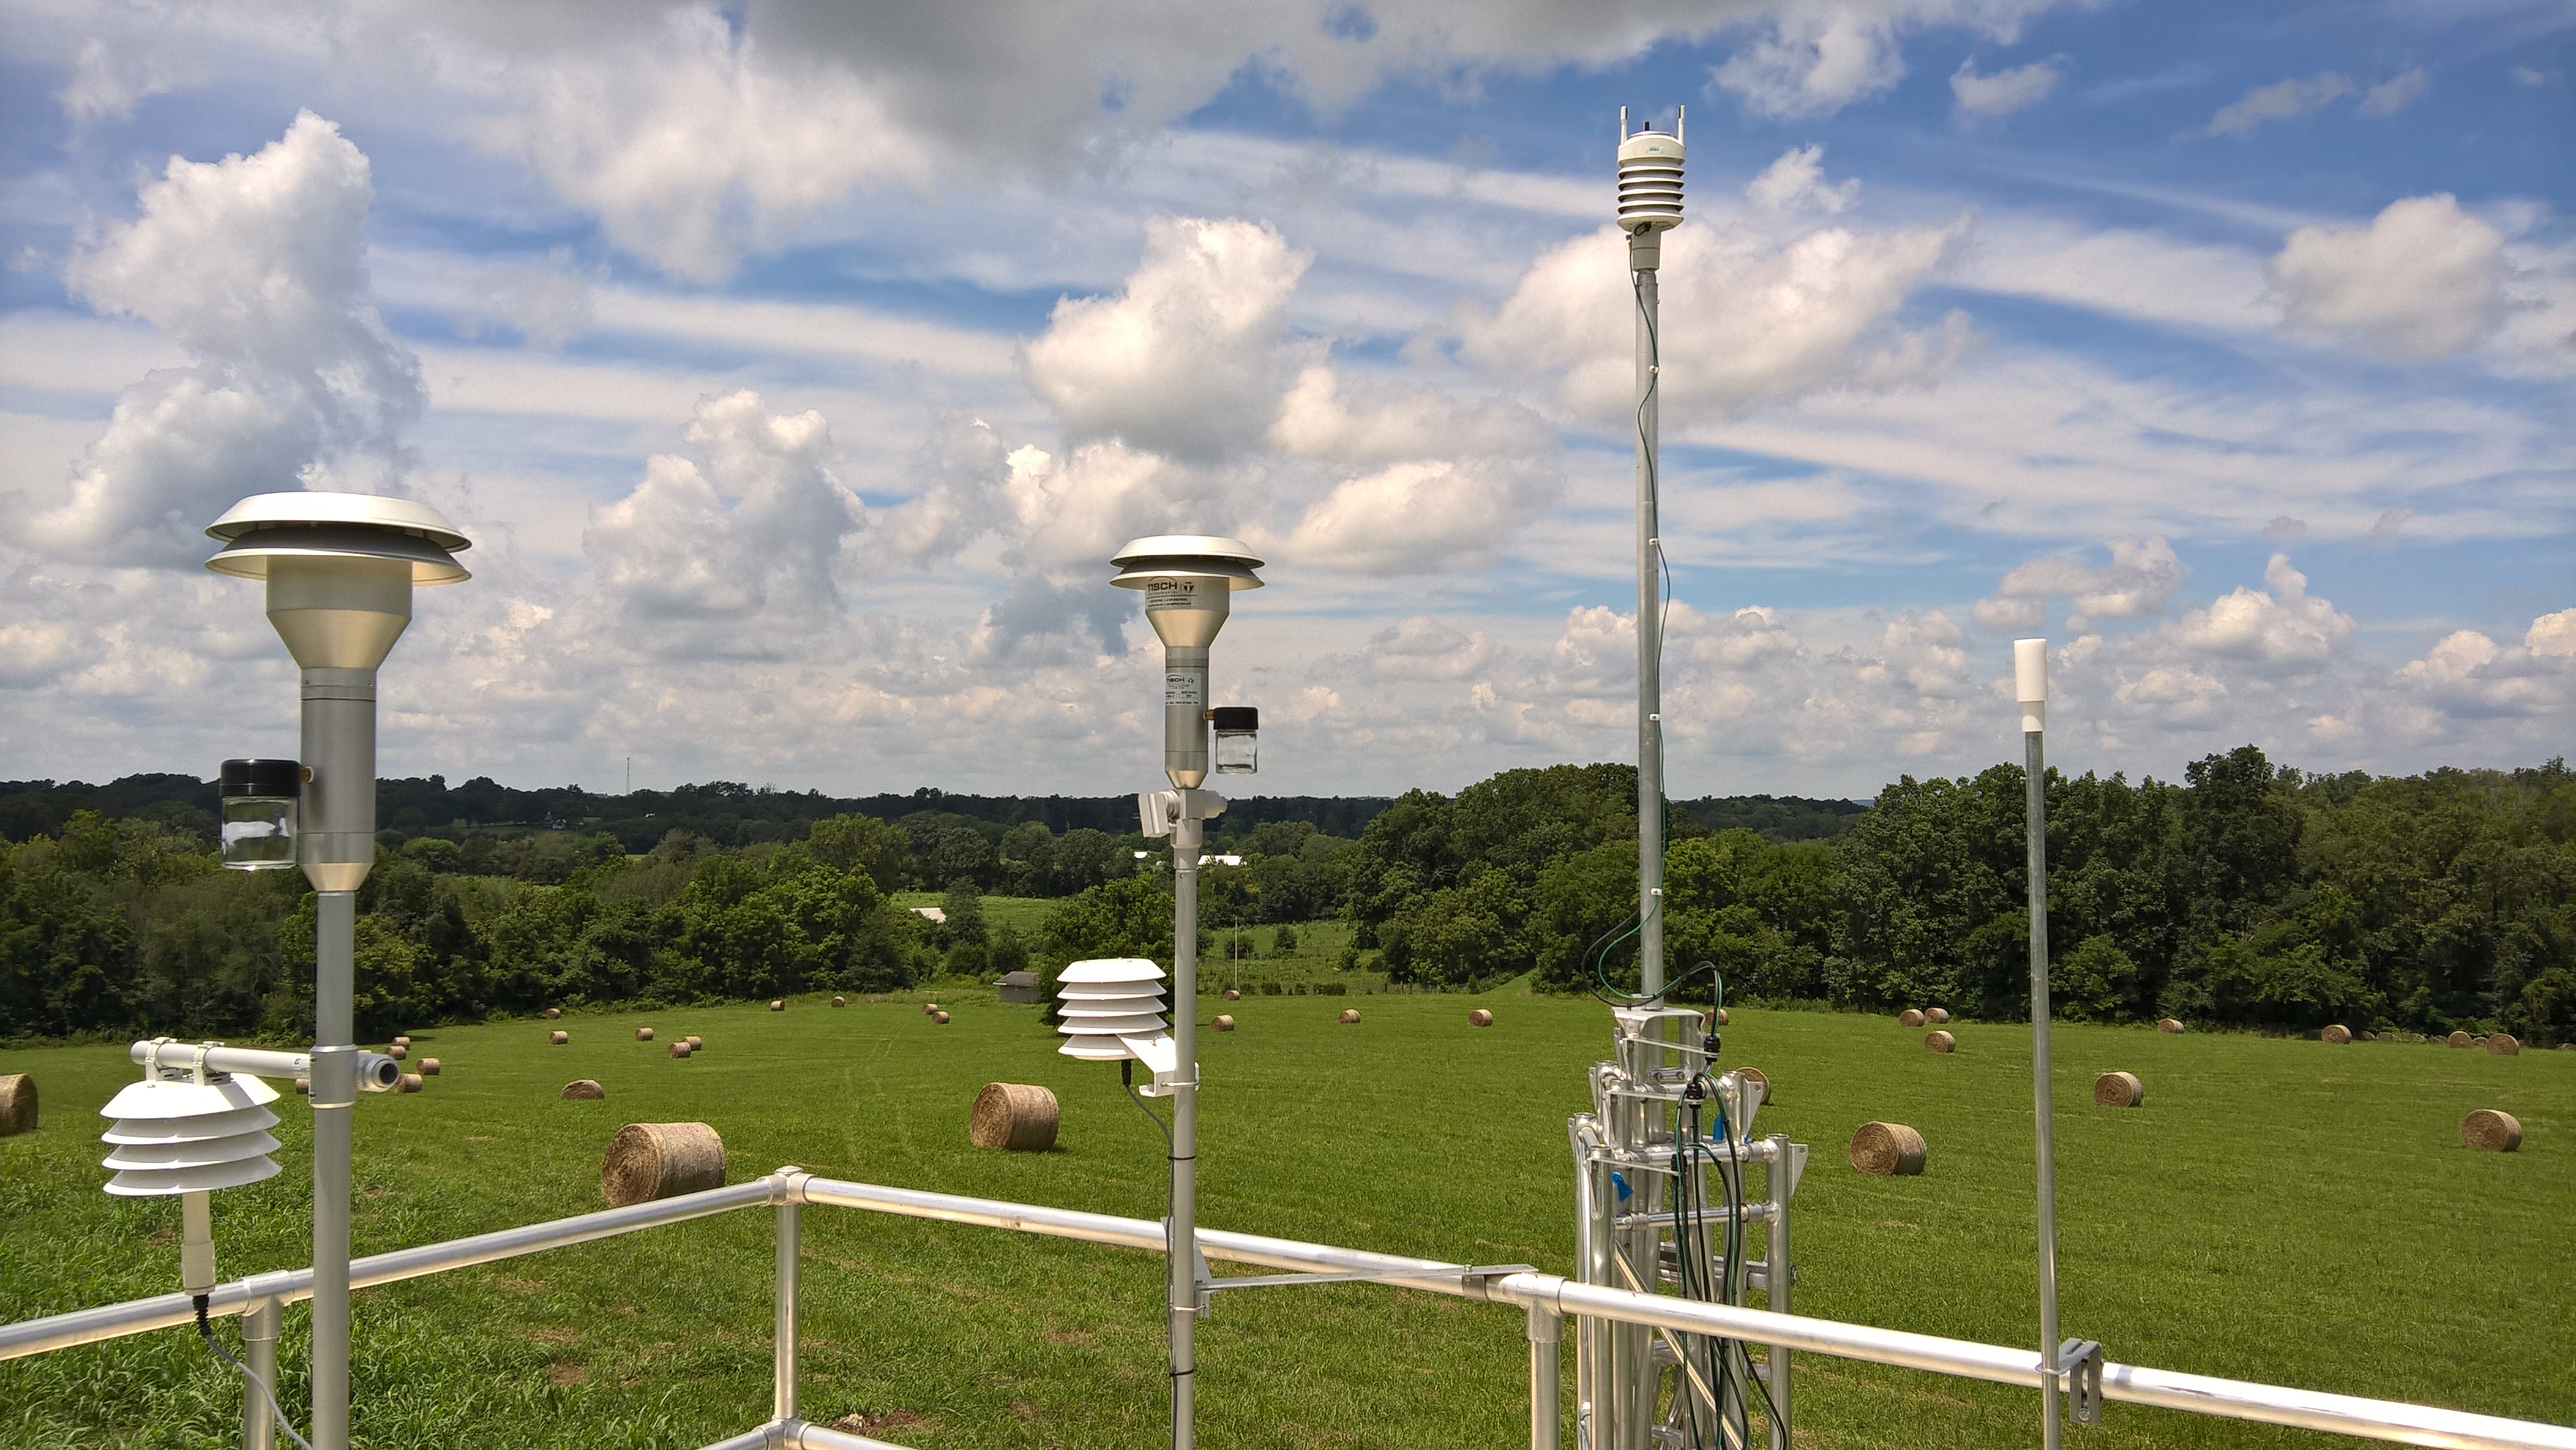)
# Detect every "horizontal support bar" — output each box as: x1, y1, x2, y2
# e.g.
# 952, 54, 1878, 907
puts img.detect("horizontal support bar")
1204, 1263, 1535, 1294
12, 1169, 2570, 1450
1612, 1204, 1772, 1231
0, 1179, 774, 1361
129, 1039, 403, 1093
1499, 1277, 2572, 1450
